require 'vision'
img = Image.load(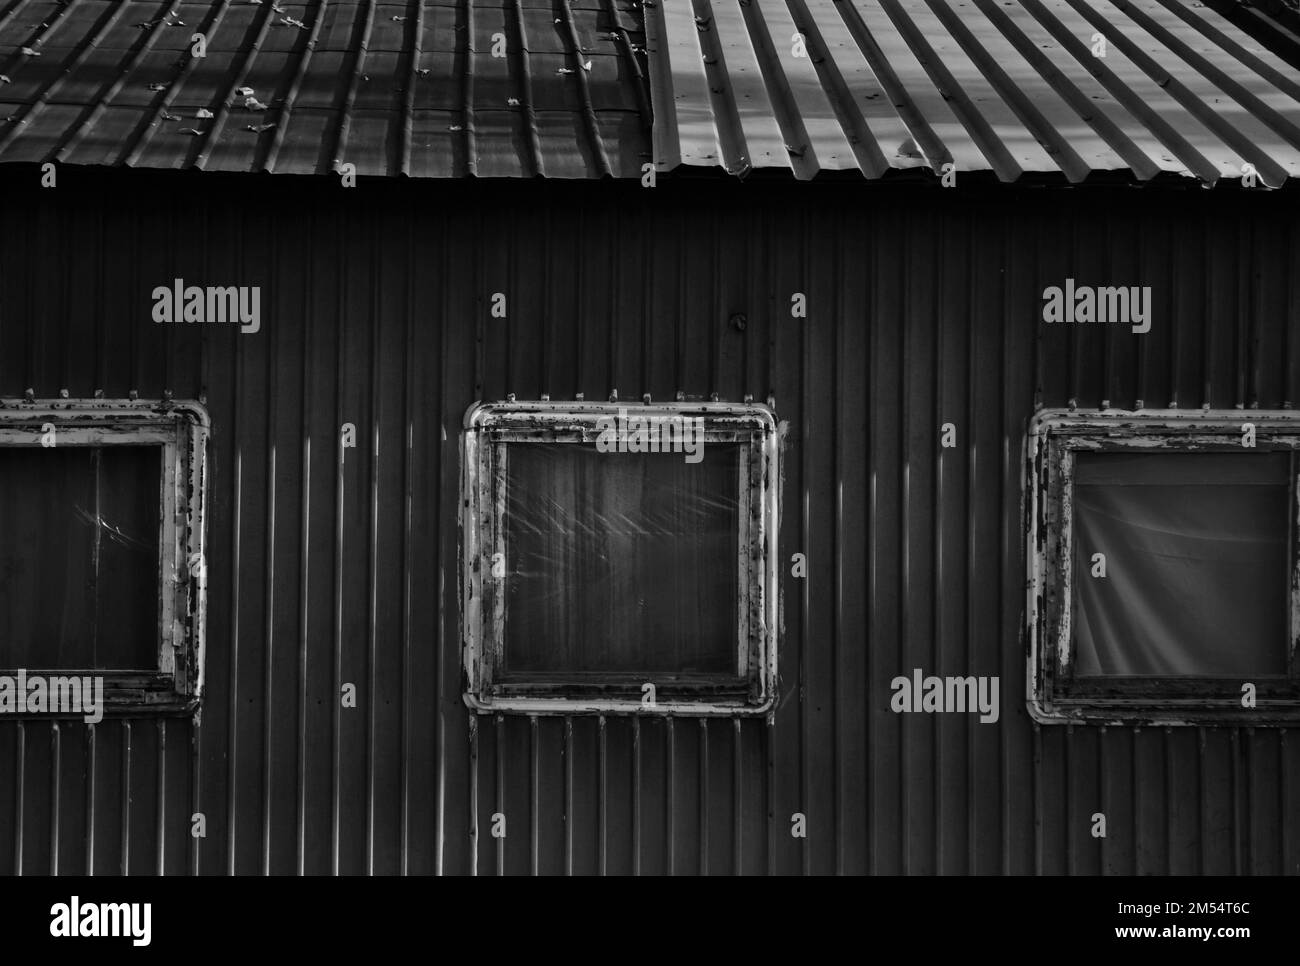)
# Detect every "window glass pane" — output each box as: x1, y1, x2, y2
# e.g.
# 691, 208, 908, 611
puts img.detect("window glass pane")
0, 446, 160, 669
1072, 451, 1289, 677
503, 442, 741, 676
